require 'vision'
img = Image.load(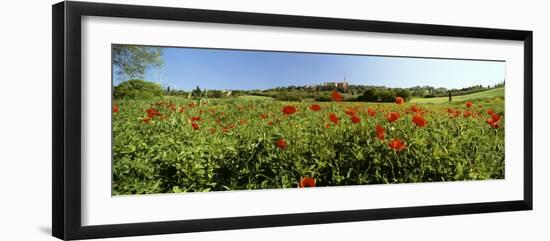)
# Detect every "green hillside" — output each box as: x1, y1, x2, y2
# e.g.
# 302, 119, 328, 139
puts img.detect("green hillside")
410, 87, 504, 104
